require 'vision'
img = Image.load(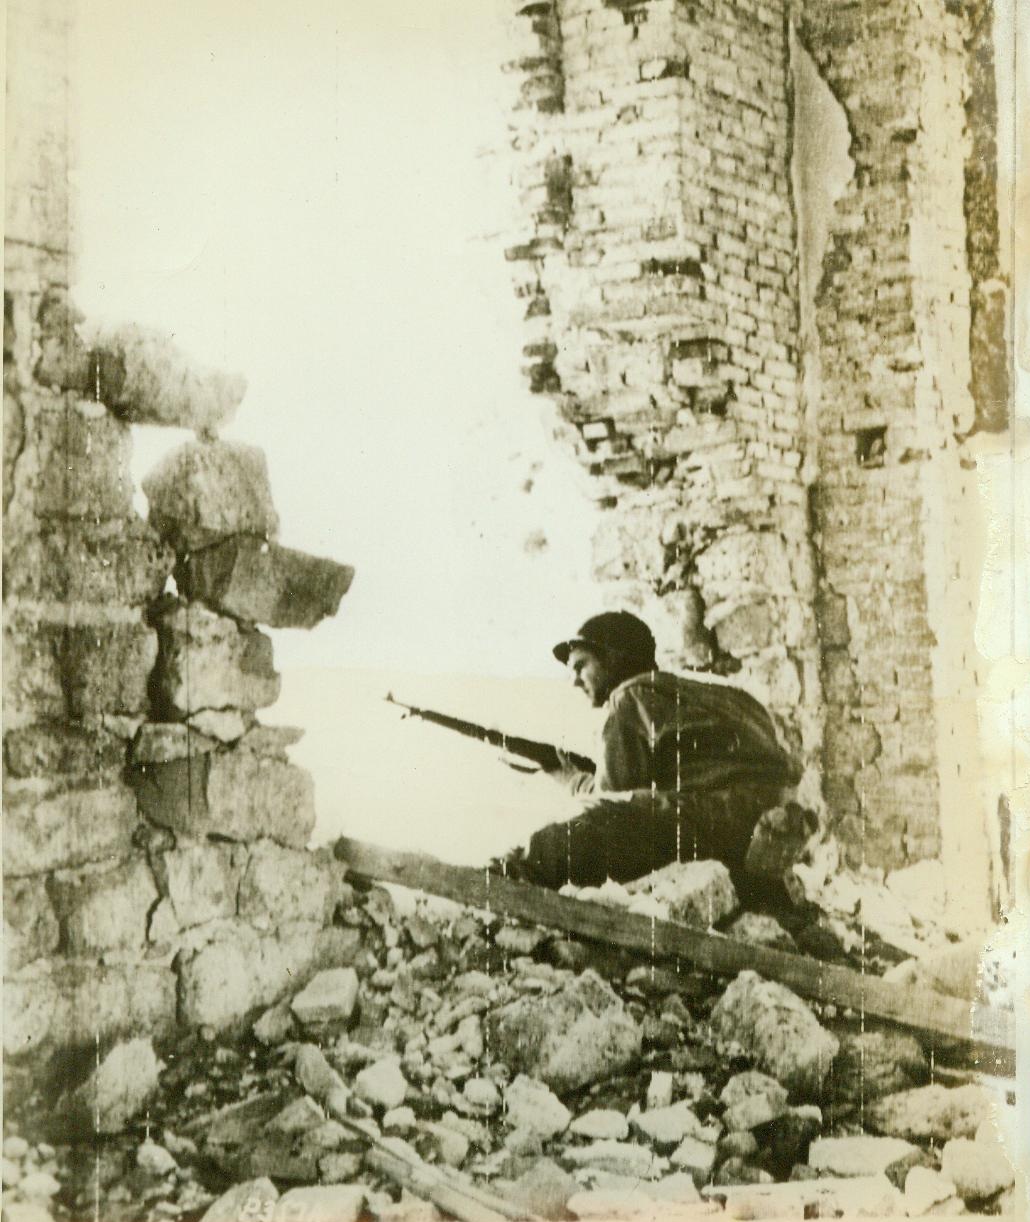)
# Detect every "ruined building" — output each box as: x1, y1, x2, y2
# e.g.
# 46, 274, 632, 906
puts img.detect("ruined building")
3, 0, 1012, 1066
497, 0, 1010, 911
